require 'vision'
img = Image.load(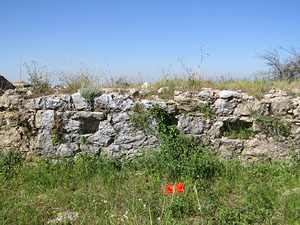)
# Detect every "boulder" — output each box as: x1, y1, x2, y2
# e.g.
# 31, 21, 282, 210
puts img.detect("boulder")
178, 115, 204, 134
